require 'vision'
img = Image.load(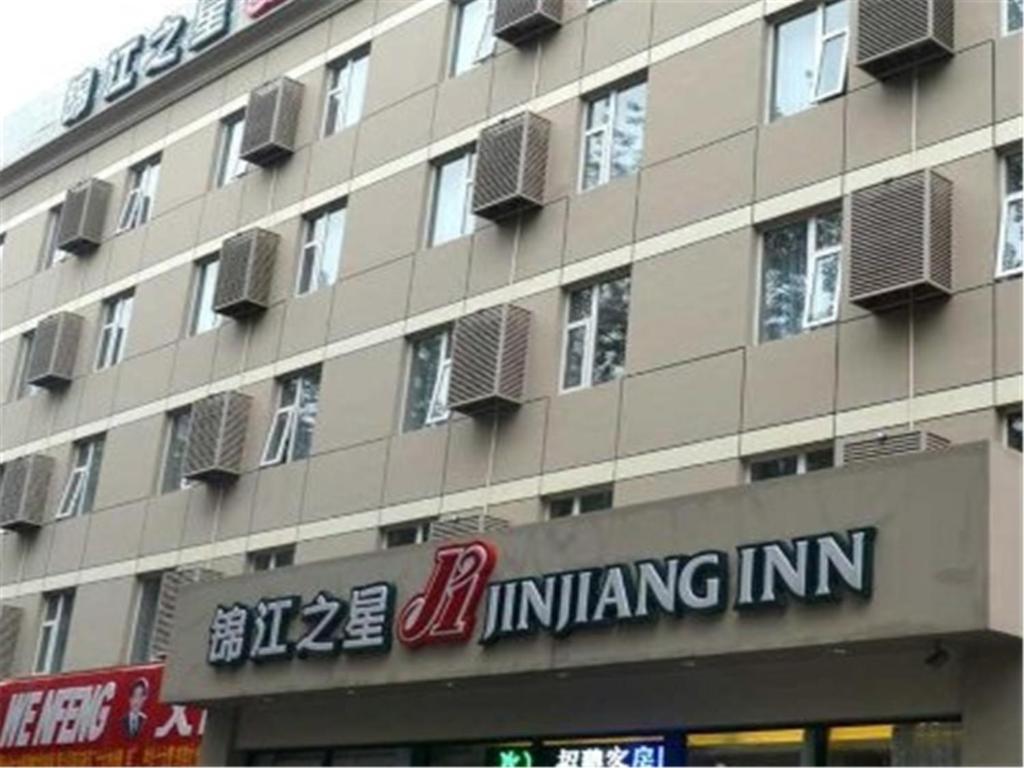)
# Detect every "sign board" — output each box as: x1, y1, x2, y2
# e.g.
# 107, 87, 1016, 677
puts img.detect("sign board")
0, 664, 205, 766
205, 528, 876, 668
